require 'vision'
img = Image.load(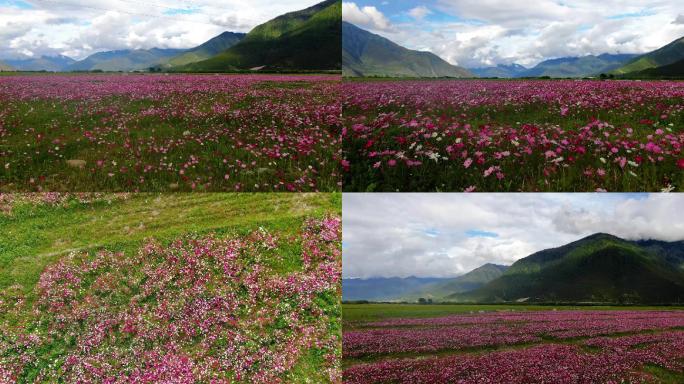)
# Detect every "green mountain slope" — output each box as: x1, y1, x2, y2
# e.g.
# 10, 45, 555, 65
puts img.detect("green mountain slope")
179, 0, 341, 71
406, 263, 509, 300
613, 36, 684, 74
343, 22, 473, 78
0, 60, 14, 71
451, 234, 684, 304
68, 48, 184, 71
165, 32, 246, 67
626, 57, 684, 78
